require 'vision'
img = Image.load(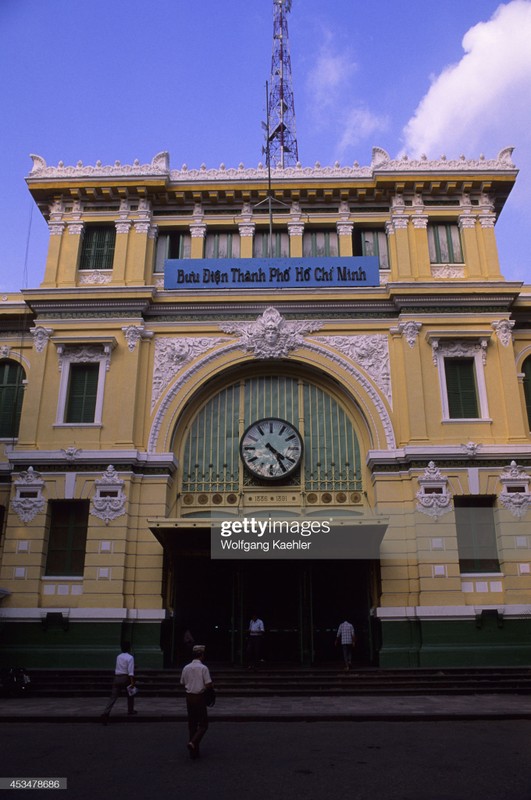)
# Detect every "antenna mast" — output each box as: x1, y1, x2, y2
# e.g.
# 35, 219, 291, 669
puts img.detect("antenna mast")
268, 0, 299, 169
